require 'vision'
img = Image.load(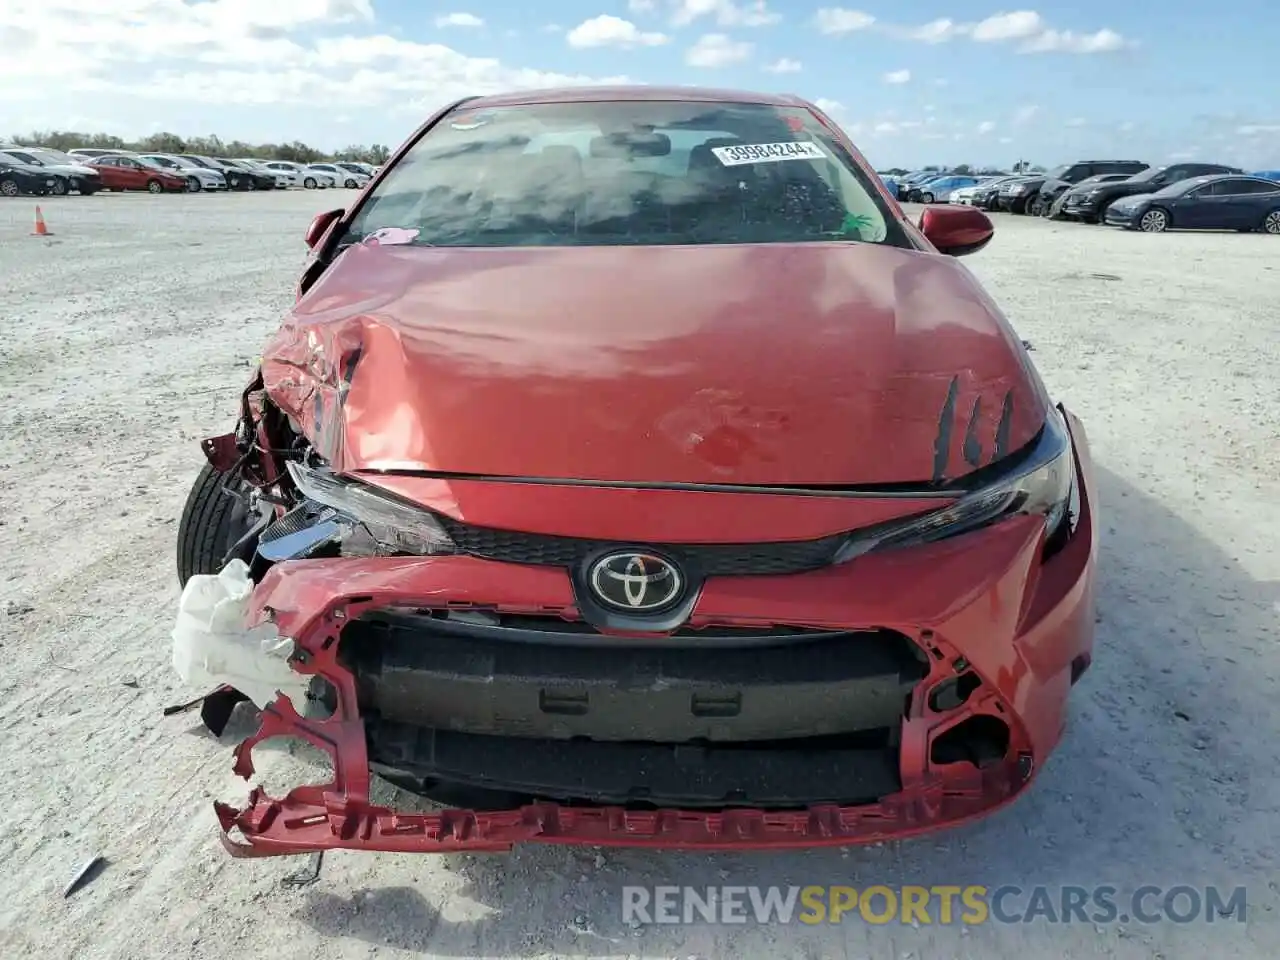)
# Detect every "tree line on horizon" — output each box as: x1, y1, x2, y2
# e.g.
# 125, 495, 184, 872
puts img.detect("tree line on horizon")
6, 130, 392, 166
